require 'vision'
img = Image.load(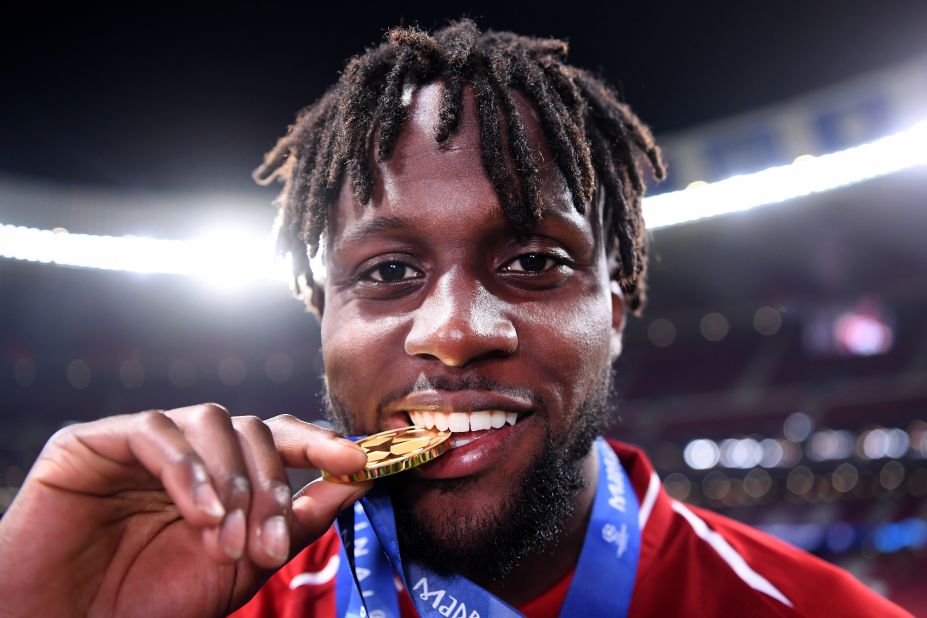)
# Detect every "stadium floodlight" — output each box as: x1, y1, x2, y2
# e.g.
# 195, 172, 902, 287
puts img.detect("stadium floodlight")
0, 224, 291, 289
644, 118, 927, 229
1, 118, 926, 280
